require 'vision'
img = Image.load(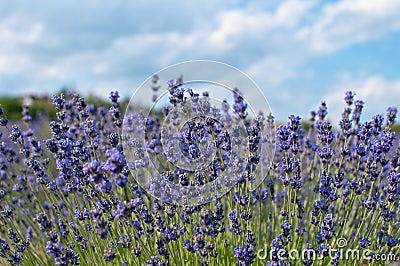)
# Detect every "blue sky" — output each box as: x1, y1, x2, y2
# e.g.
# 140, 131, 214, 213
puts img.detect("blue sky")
0, 0, 399, 123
